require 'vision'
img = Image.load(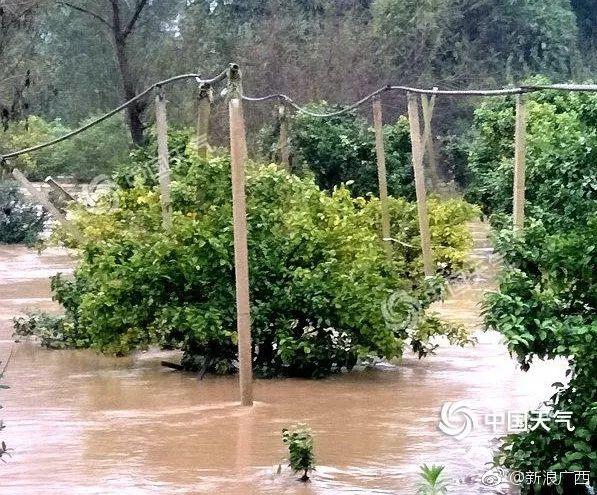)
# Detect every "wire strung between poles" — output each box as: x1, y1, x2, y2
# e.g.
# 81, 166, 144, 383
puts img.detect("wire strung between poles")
3, 63, 597, 162
1, 69, 229, 161
240, 85, 530, 117
241, 83, 597, 118
240, 86, 391, 118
